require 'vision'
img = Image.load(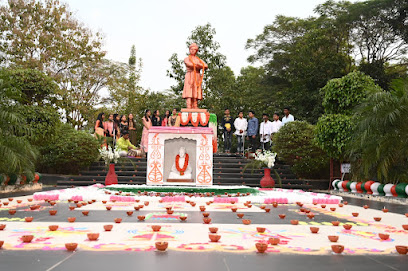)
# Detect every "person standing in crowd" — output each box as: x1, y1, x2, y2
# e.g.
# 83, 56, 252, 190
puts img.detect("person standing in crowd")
128, 113, 137, 146
152, 110, 162, 126
113, 113, 121, 139
222, 108, 233, 153
246, 111, 259, 152
119, 115, 129, 135
94, 112, 105, 137
259, 113, 273, 151
104, 114, 114, 138
234, 111, 247, 155
168, 108, 180, 127
282, 107, 294, 125
271, 113, 283, 135
162, 110, 170, 126
141, 109, 152, 153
